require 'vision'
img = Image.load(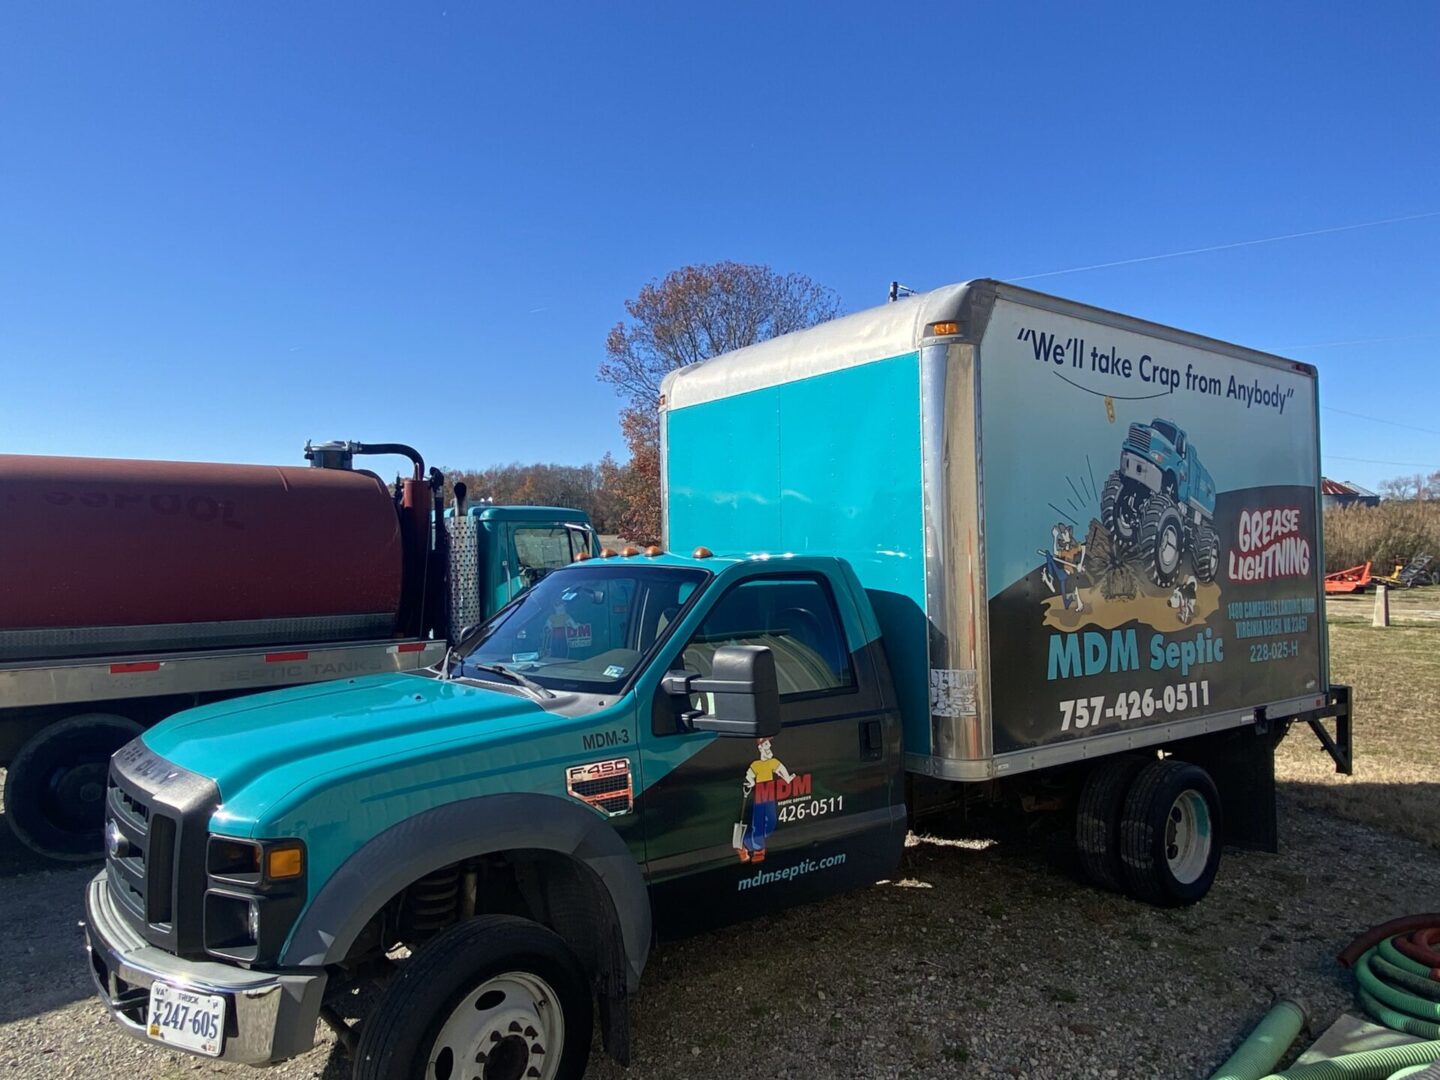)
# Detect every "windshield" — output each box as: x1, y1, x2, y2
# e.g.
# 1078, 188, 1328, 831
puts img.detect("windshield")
1150, 419, 1178, 445
455, 564, 708, 694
